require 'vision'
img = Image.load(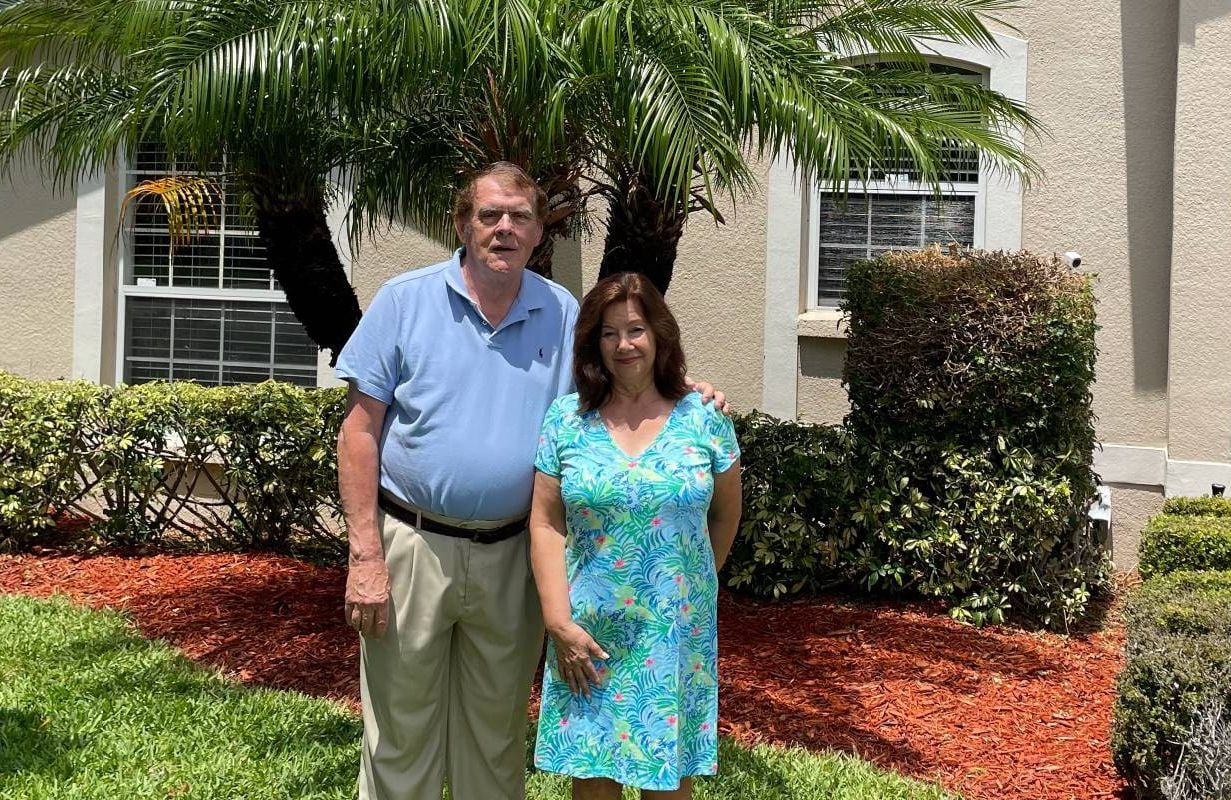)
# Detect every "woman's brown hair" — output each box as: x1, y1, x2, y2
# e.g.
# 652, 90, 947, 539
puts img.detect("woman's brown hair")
574, 272, 688, 412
